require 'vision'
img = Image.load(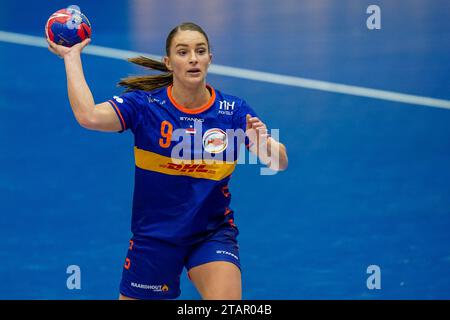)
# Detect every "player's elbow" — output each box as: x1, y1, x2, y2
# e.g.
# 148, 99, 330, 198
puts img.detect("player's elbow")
77, 112, 96, 130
